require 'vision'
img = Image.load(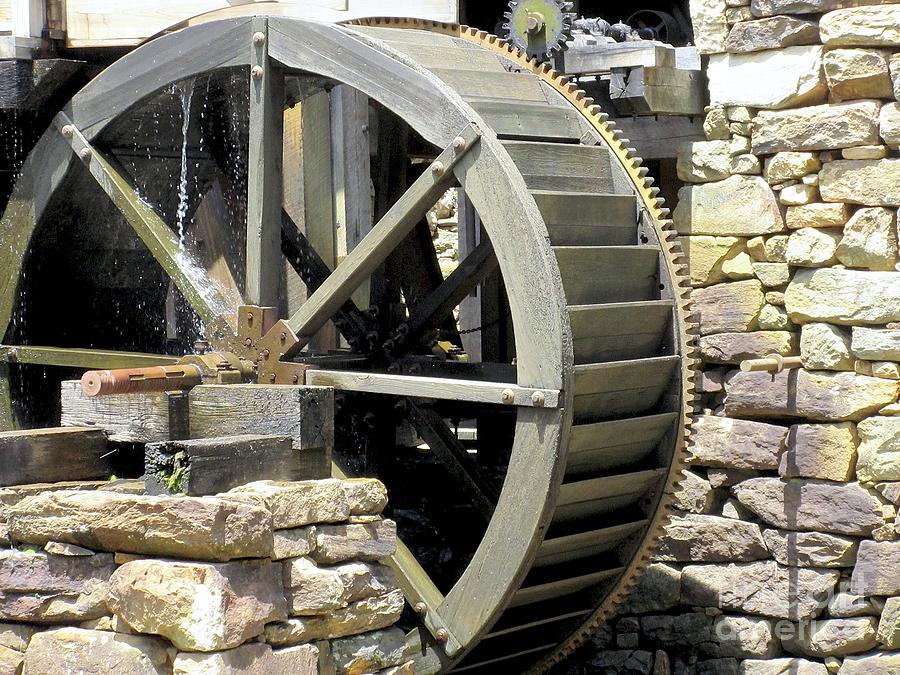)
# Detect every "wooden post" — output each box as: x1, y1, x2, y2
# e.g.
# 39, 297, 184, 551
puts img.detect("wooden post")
145, 434, 296, 496
246, 17, 285, 308
188, 384, 333, 479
